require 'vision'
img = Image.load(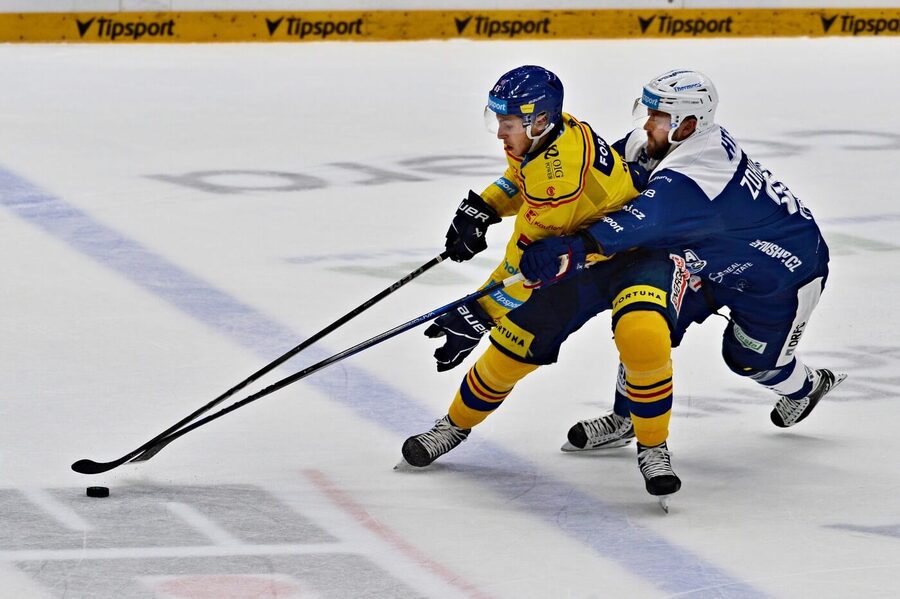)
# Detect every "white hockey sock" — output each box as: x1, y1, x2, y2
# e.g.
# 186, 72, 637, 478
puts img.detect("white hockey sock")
765, 359, 816, 398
